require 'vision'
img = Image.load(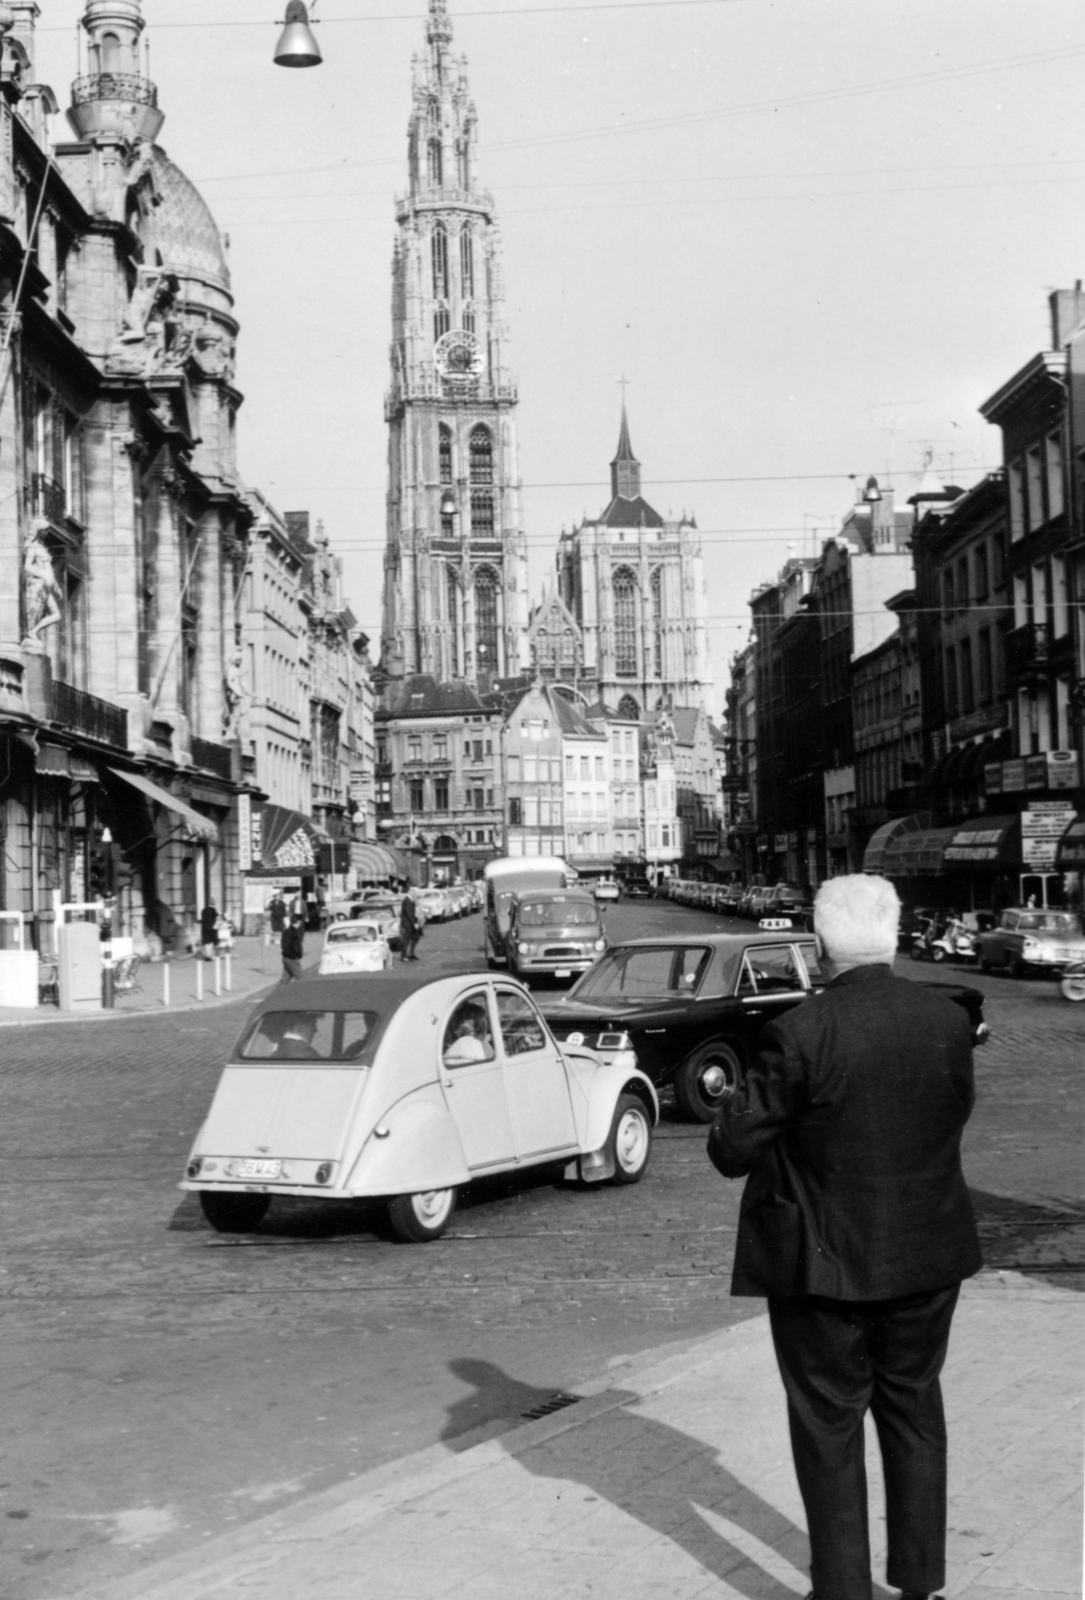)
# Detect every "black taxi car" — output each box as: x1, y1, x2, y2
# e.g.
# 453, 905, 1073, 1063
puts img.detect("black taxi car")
540, 930, 988, 1122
